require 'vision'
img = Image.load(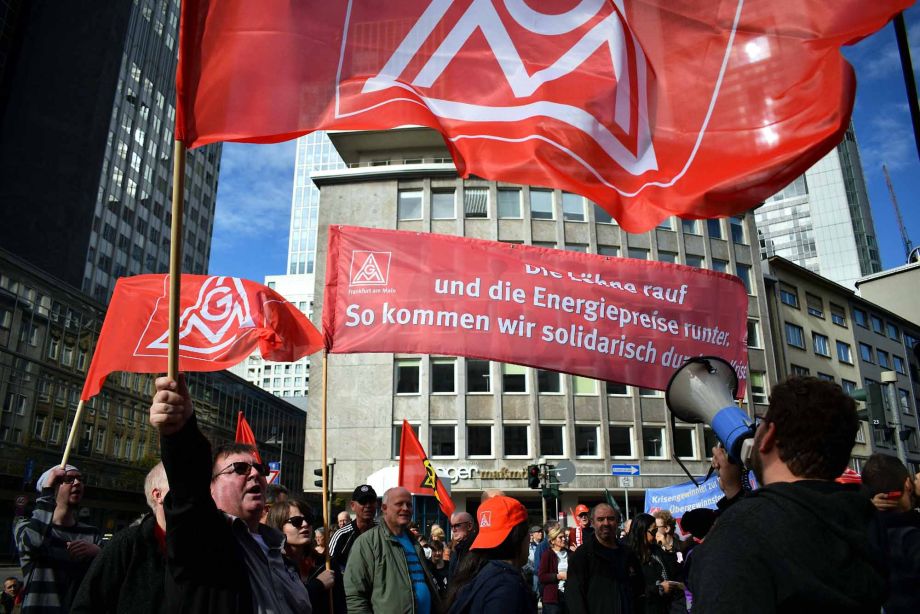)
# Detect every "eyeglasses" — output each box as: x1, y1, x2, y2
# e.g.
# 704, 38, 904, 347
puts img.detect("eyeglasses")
450, 522, 471, 530
578, 513, 589, 518
213, 461, 268, 479
285, 515, 311, 529
647, 528, 658, 535
62, 474, 83, 484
